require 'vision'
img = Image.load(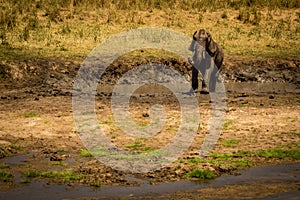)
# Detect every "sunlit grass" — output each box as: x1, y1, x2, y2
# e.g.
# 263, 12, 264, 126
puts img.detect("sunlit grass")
23, 170, 84, 182
0, 171, 13, 182
212, 149, 300, 160
254, 149, 300, 160
1, 1, 299, 62
222, 139, 241, 147
21, 113, 40, 118
51, 161, 68, 166
223, 120, 235, 130
90, 181, 101, 187
79, 149, 93, 157
0, 163, 10, 169
125, 141, 143, 149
